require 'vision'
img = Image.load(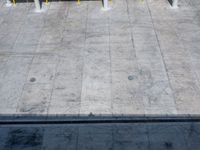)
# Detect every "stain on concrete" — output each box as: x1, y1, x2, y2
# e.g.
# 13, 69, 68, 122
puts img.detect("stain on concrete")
164, 141, 173, 149
4, 128, 43, 149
